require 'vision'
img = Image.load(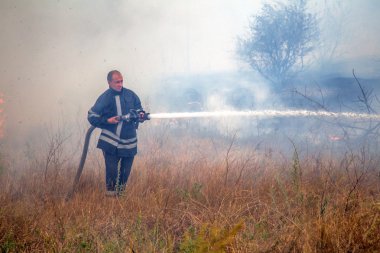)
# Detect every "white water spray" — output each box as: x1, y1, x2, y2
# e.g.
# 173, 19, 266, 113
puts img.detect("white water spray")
149, 110, 380, 120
